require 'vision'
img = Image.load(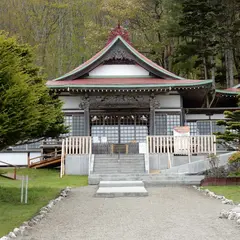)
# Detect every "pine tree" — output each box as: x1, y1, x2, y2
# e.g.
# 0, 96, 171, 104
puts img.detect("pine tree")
0, 32, 67, 151
176, 0, 224, 81
216, 97, 240, 149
